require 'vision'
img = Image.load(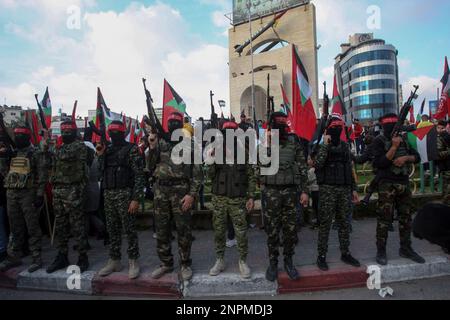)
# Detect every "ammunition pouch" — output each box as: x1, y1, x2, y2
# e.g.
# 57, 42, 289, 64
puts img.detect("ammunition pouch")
5, 157, 33, 189
104, 144, 135, 190
212, 165, 248, 198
